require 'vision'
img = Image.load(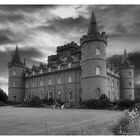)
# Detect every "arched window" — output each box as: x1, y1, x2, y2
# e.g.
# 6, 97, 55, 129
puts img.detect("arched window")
58, 66, 61, 70
39, 92, 44, 99
40, 69, 43, 74
32, 81, 35, 87
48, 90, 53, 99
96, 88, 101, 98
96, 66, 100, 75
129, 82, 132, 86
12, 82, 16, 87
129, 71, 132, 77
68, 74, 72, 83
57, 90, 62, 101
57, 77, 61, 84
40, 80, 43, 86
67, 89, 72, 102
68, 63, 72, 68
13, 70, 16, 76
48, 67, 51, 72
96, 48, 100, 55
48, 79, 52, 85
